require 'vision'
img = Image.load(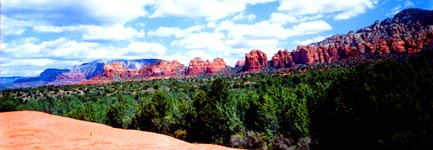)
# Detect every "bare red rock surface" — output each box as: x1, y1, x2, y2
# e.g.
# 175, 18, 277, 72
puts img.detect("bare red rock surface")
205, 58, 227, 74
271, 49, 294, 68
0, 111, 235, 150
244, 50, 268, 72
186, 58, 227, 75
235, 60, 245, 68
103, 62, 129, 78
139, 60, 185, 77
